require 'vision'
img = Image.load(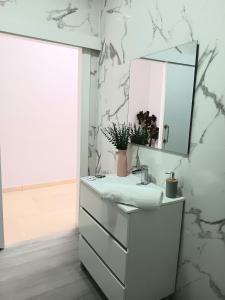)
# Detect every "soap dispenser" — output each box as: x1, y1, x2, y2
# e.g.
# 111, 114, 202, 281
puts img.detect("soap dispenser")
166, 172, 178, 198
